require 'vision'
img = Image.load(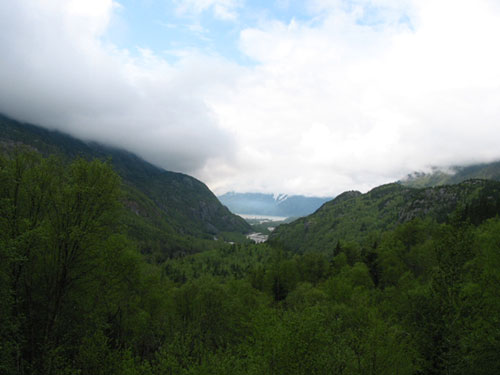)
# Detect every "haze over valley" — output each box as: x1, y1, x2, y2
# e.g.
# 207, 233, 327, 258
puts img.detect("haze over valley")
218, 192, 332, 218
